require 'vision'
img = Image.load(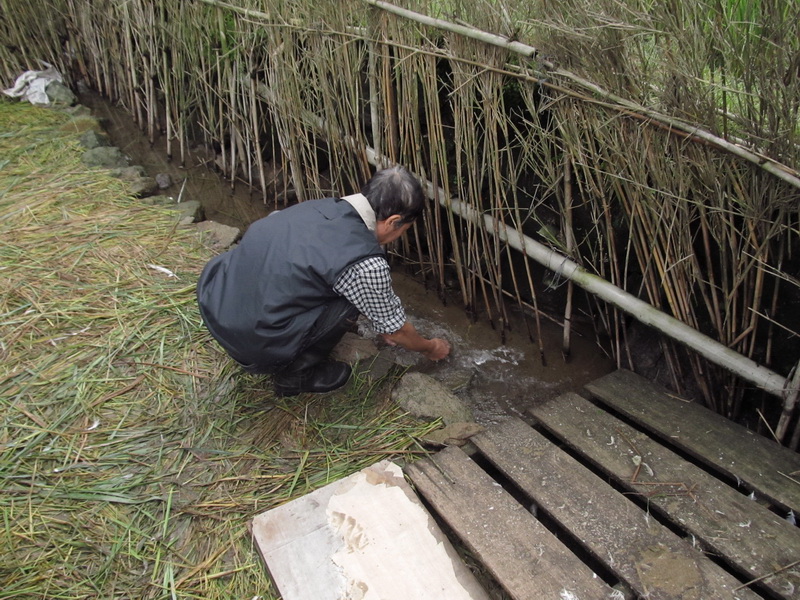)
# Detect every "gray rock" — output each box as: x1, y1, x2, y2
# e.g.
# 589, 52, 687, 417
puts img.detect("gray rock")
332, 332, 379, 363
155, 173, 172, 189
128, 177, 159, 198
163, 200, 204, 225
194, 219, 239, 249
79, 129, 111, 149
111, 165, 147, 180
429, 365, 476, 393
422, 422, 485, 447
63, 105, 93, 117
82, 146, 128, 168
60, 114, 101, 135
46, 81, 77, 106
391, 371, 473, 425
331, 333, 397, 384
